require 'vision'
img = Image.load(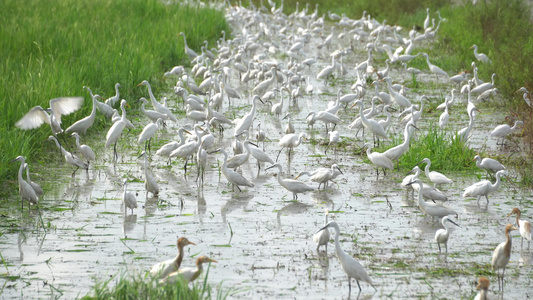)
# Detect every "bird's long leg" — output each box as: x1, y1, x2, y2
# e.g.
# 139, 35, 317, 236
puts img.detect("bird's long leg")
183, 157, 188, 176
437, 242, 441, 253
113, 143, 118, 161
348, 277, 352, 293
485, 195, 490, 204
356, 279, 362, 292
276, 148, 283, 162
